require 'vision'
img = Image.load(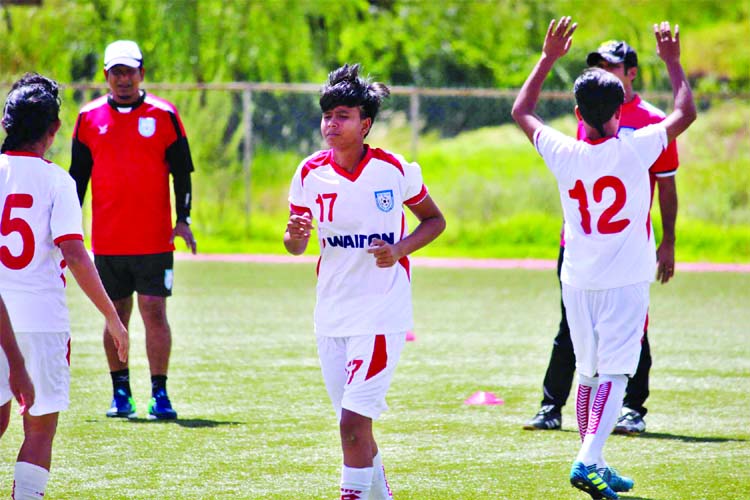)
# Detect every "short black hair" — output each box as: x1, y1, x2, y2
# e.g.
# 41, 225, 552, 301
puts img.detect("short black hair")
319, 63, 390, 122
2, 73, 61, 153
573, 68, 624, 138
